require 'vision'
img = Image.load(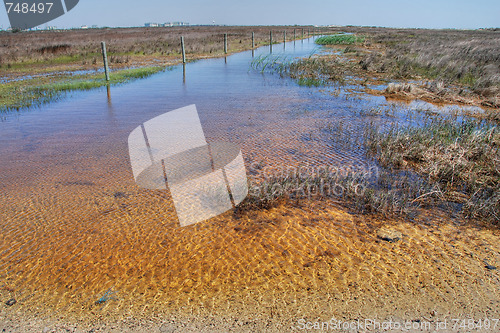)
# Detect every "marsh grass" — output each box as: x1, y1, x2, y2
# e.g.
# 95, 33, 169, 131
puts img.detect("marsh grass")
1, 26, 309, 110
237, 162, 440, 218
283, 27, 500, 108
251, 54, 348, 86
365, 117, 500, 223
344, 27, 500, 106
0, 26, 307, 69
